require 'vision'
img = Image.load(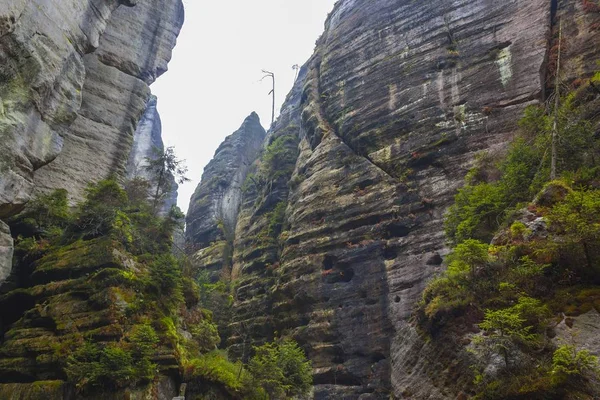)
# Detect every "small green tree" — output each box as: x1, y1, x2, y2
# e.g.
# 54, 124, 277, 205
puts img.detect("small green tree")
446, 239, 490, 282
66, 325, 159, 392
248, 339, 312, 399
144, 146, 190, 214
18, 189, 70, 230
190, 318, 220, 353
474, 303, 537, 369
148, 253, 183, 302
547, 188, 600, 272
73, 179, 129, 239
551, 344, 599, 385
